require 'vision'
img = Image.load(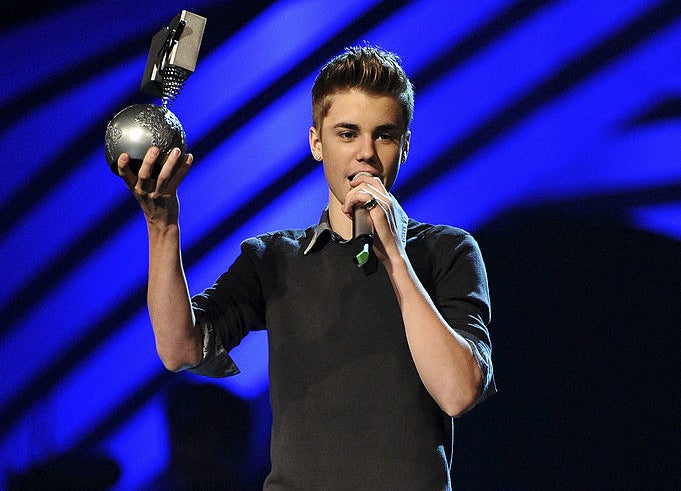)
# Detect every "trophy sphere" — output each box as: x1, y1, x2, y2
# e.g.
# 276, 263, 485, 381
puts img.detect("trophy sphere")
104, 103, 186, 176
